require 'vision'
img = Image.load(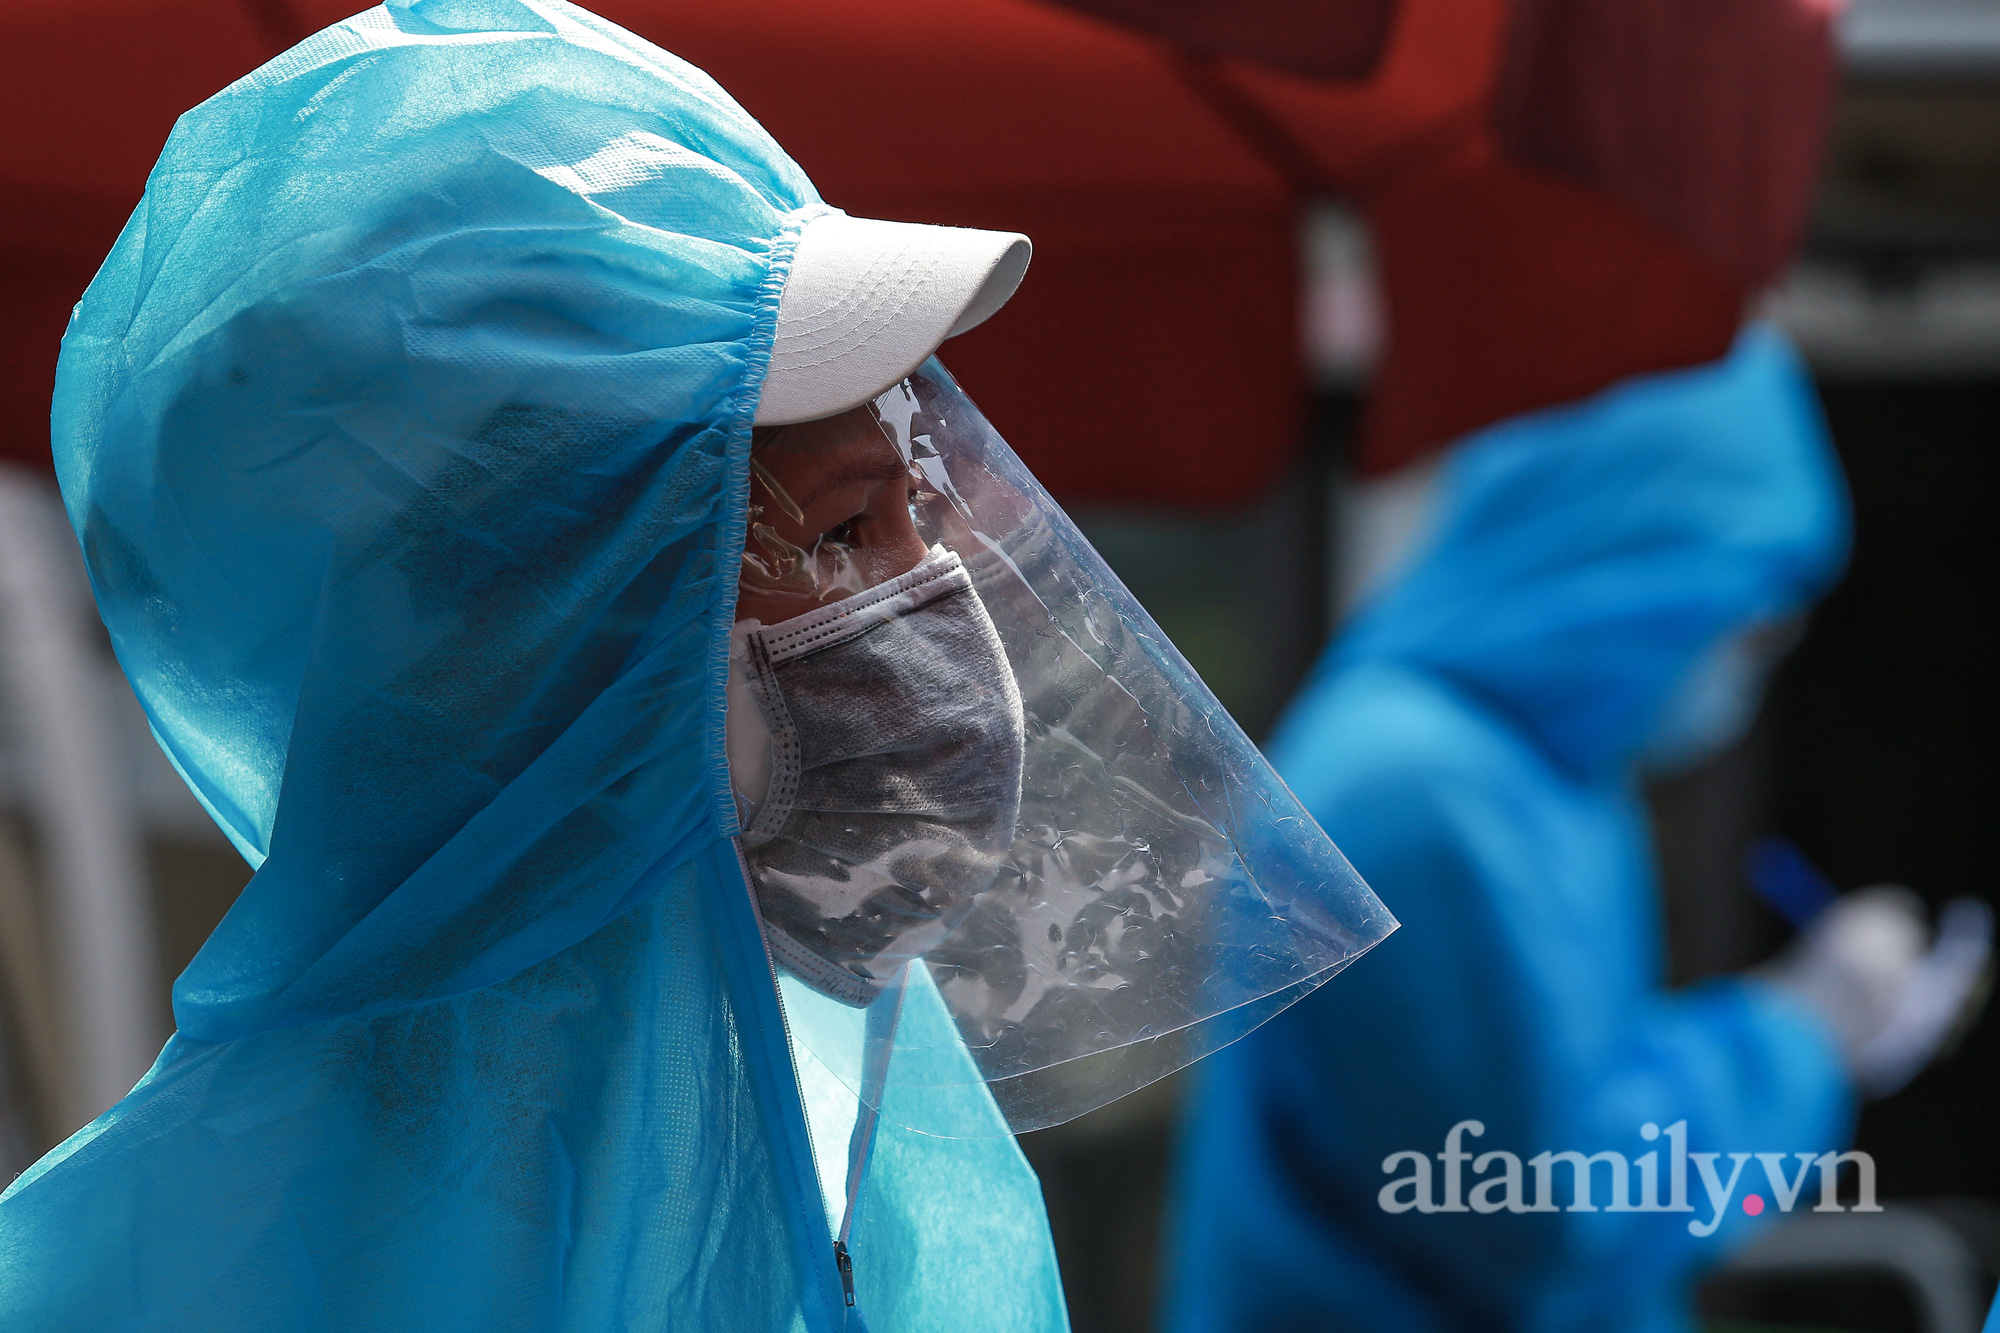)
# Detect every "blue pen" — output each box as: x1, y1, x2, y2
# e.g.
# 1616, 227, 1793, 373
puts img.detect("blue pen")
1745, 835, 1839, 929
